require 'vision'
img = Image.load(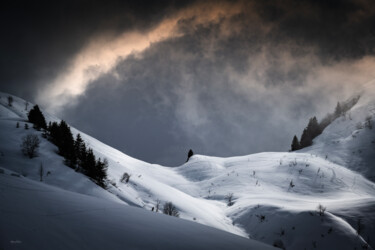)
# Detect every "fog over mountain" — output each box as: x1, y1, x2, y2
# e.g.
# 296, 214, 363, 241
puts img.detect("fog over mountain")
1, 0, 375, 165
